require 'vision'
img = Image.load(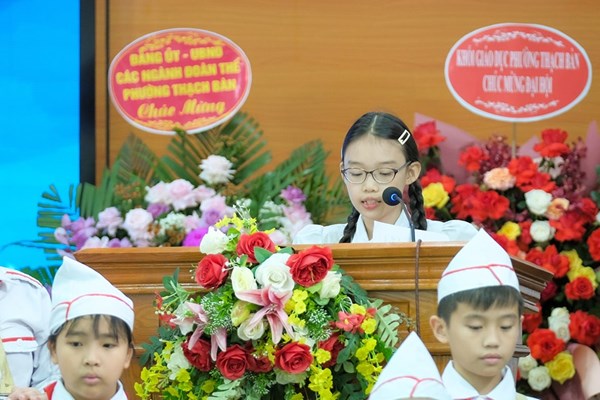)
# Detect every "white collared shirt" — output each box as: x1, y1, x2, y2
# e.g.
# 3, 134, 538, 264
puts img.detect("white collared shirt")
0, 267, 60, 390
293, 213, 477, 244
47, 380, 127, 399
442, 361, 538, 400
